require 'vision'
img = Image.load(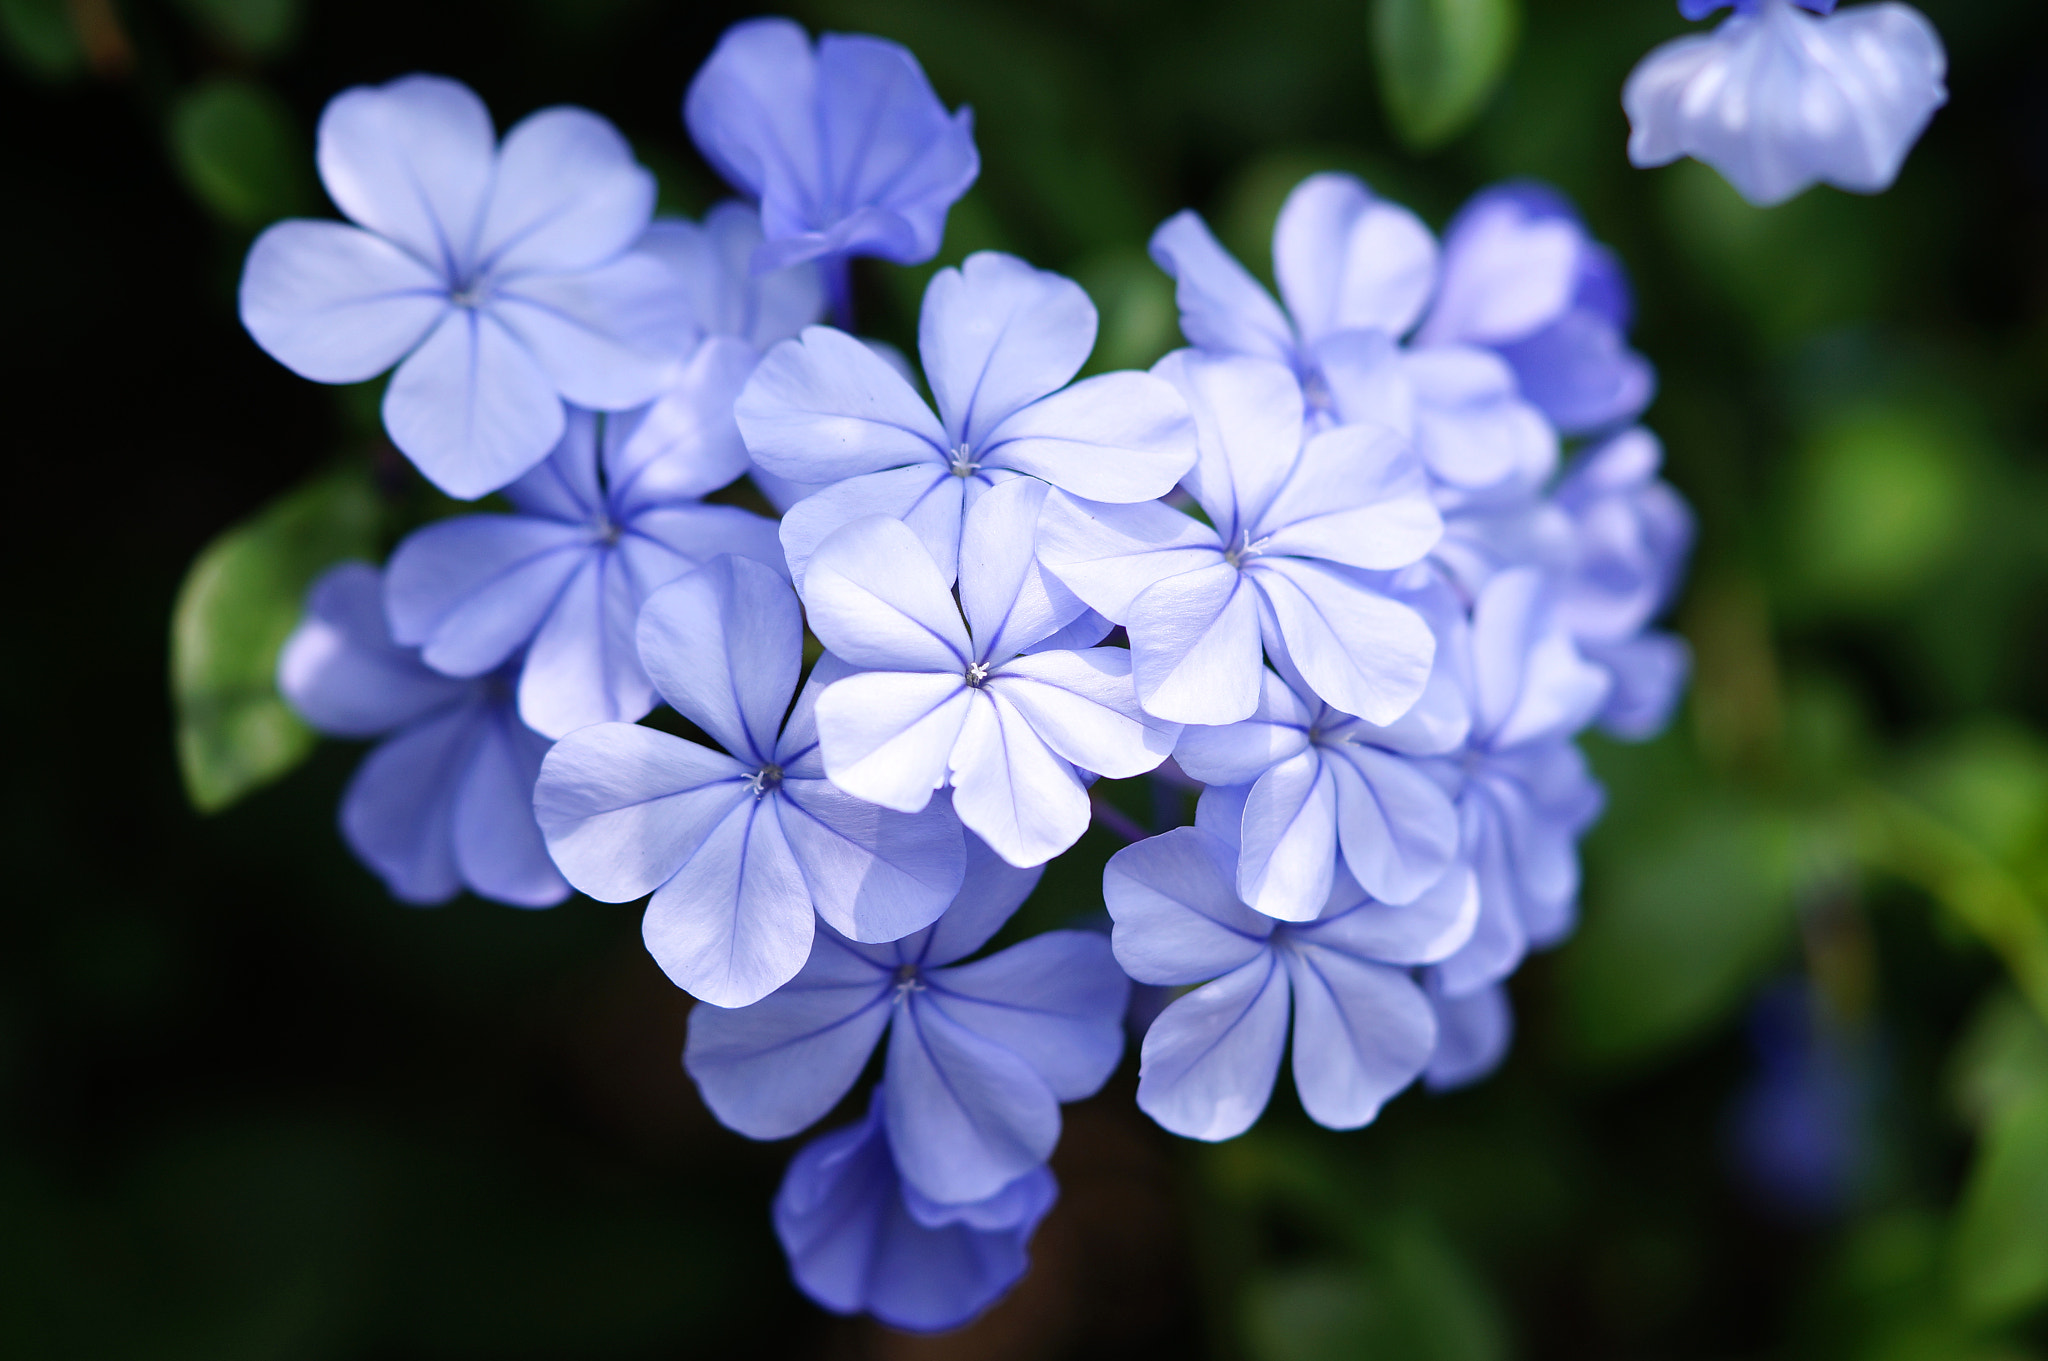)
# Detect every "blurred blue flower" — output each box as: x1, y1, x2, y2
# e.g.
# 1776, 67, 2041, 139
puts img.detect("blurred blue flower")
775, 1089, 1056, 1332
737, 250, 1196, 584
1627, 0, 1948, 206
534, 555, 967, 1007
1423, 978, 1515, 1091
685, 17, 979, 318
1105, 826, 1472, 1140
1729, 980, 1875, 1218
278, 562, 569, 908
239, 75, 691, 498
383, 405, 781, 740
1038, 352, 1441, 727
687, 836, 1128, 1204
